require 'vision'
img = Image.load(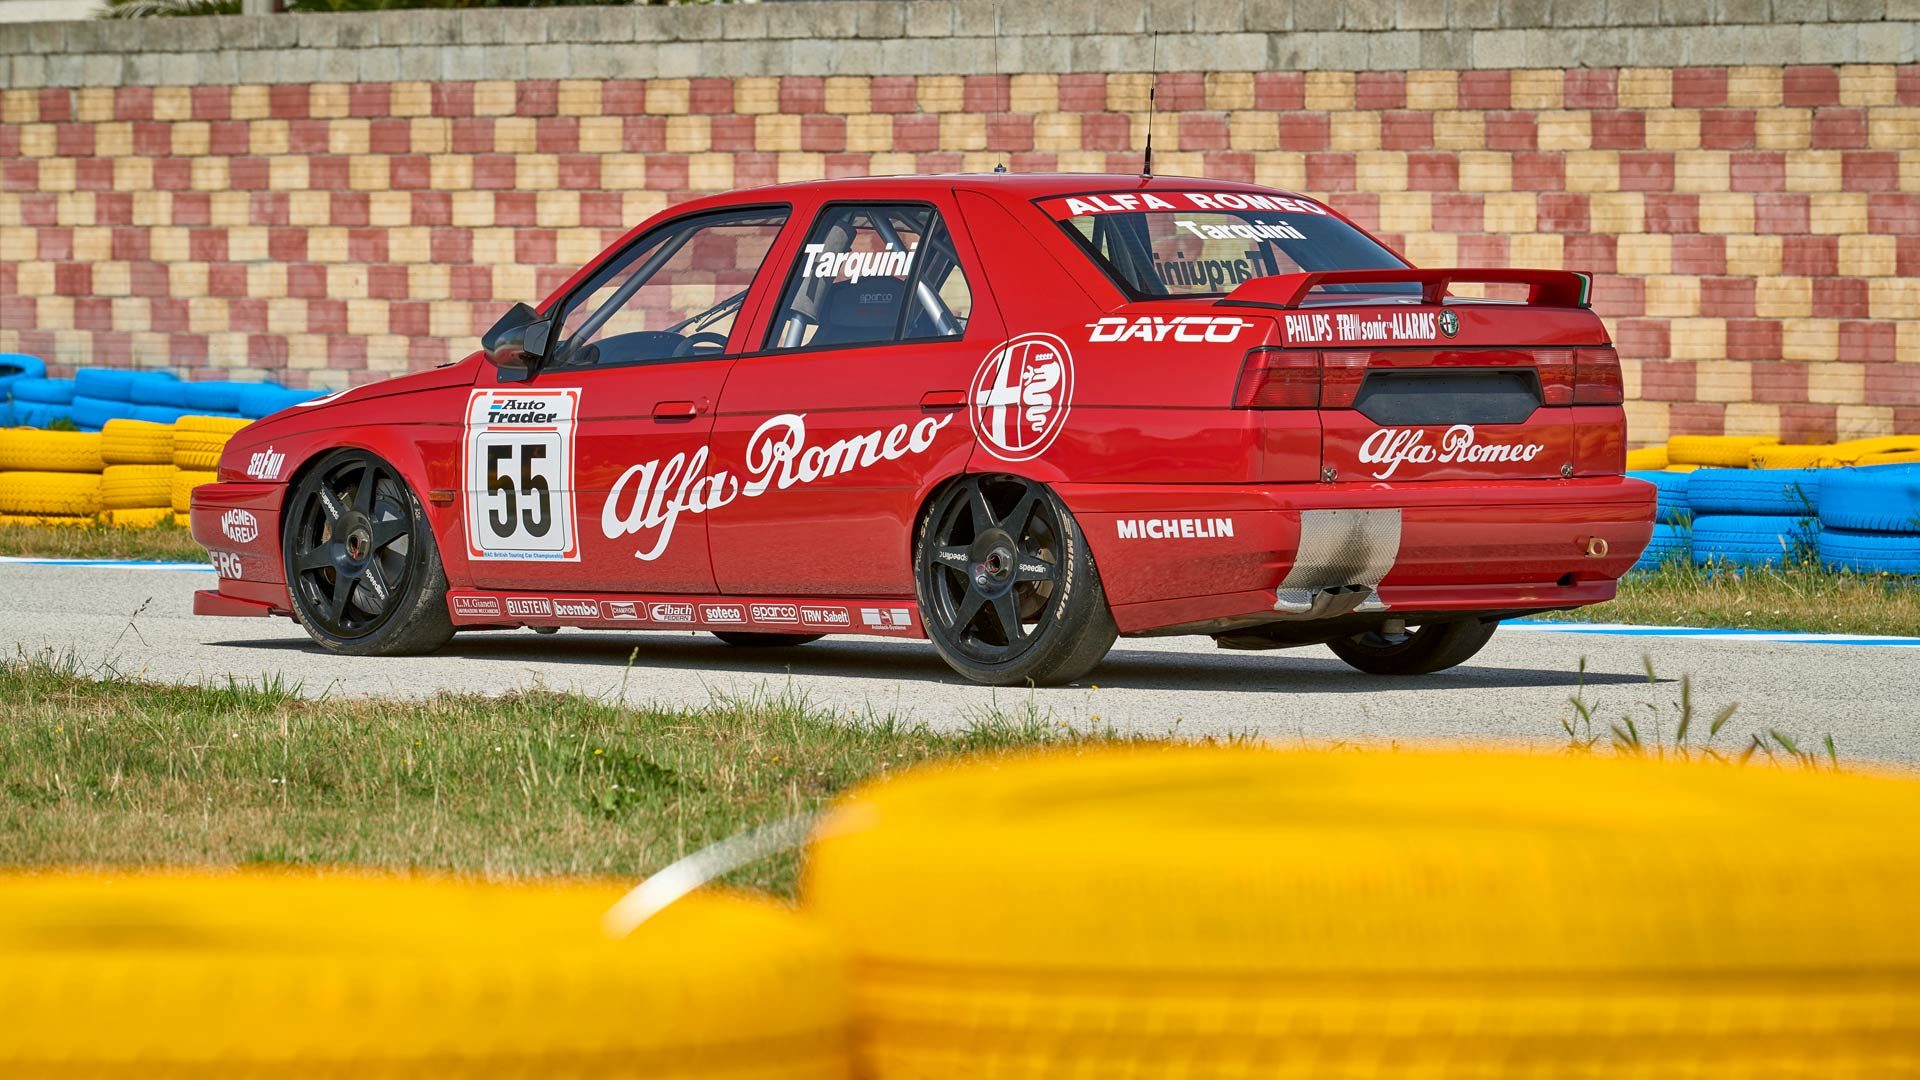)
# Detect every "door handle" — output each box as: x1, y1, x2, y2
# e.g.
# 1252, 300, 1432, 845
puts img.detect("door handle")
920, 390, 966, 410
653, 400, 700, 420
